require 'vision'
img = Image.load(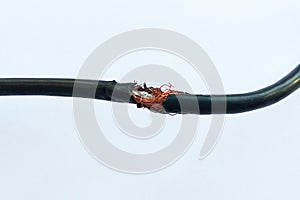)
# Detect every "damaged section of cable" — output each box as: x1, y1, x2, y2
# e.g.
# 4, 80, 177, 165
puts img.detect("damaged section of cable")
131, 82, 186, 114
